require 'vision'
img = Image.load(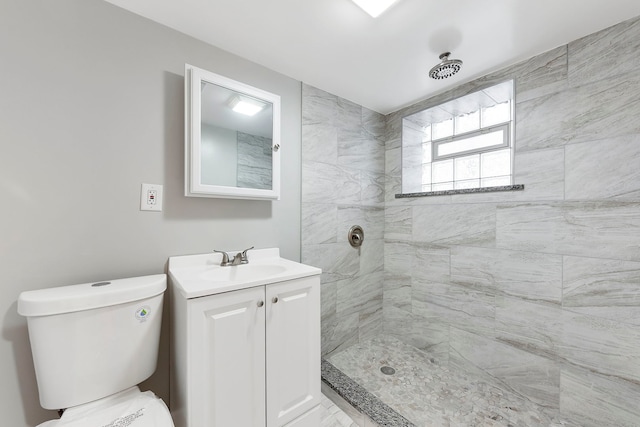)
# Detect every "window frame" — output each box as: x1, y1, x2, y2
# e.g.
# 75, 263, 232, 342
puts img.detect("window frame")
432, 122, 510, 161
400, 79, 516, 195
